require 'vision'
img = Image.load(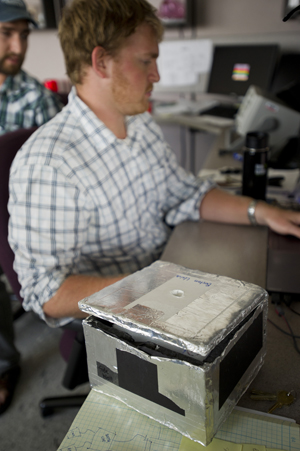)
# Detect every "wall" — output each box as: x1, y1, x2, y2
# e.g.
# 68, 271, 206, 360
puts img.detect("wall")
23, 0, 300, 84
23, 29, 65, 82
193, 0, 300, 38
